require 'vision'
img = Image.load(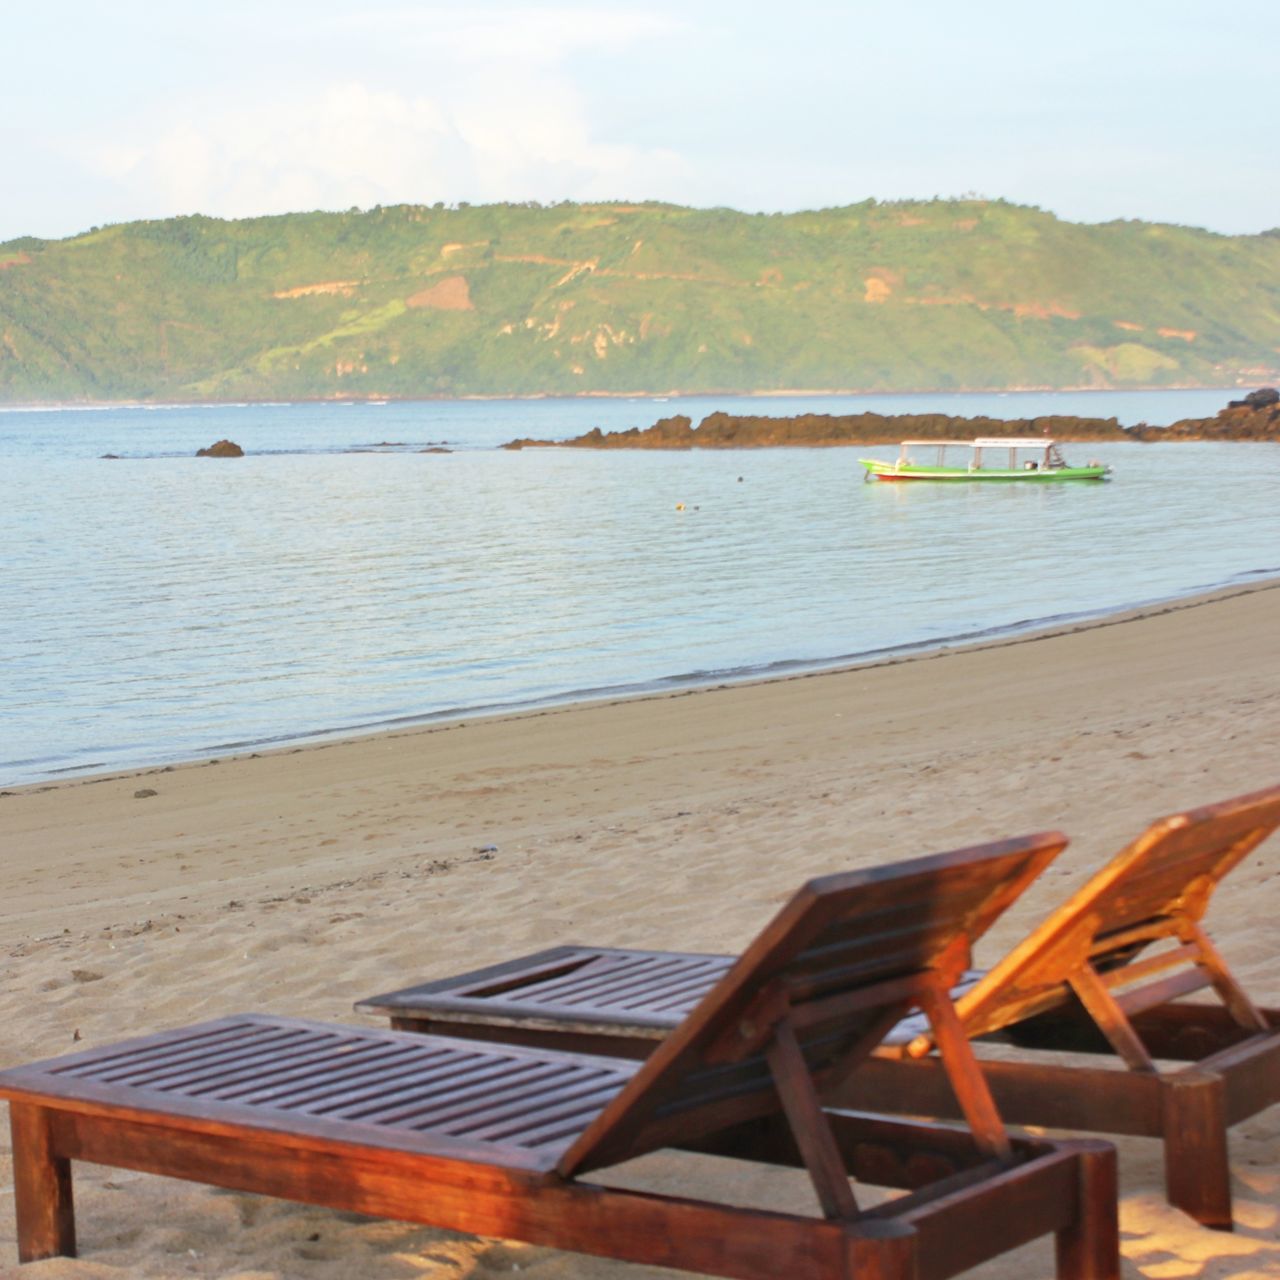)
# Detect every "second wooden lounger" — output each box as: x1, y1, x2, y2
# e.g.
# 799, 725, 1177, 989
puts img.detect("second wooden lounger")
360, 784, 1280, 1230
